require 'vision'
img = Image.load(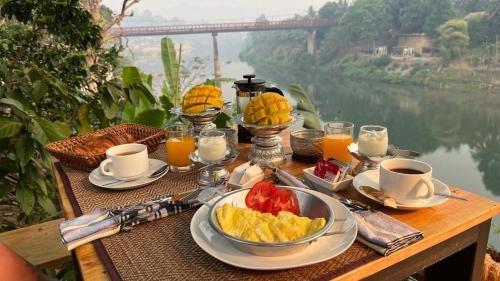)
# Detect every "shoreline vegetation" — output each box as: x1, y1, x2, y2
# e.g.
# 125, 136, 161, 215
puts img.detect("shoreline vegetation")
325, 55, 500, 92
239, 0, 500, 93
